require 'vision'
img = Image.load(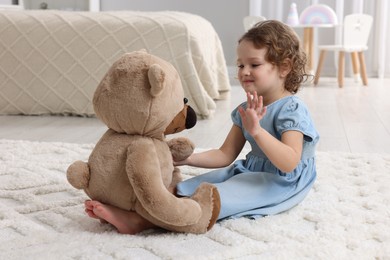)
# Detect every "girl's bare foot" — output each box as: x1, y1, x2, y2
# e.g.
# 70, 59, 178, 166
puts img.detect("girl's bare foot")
84, 200, 156, 234
85, 200, 107, 223
85, 200, 99, 219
